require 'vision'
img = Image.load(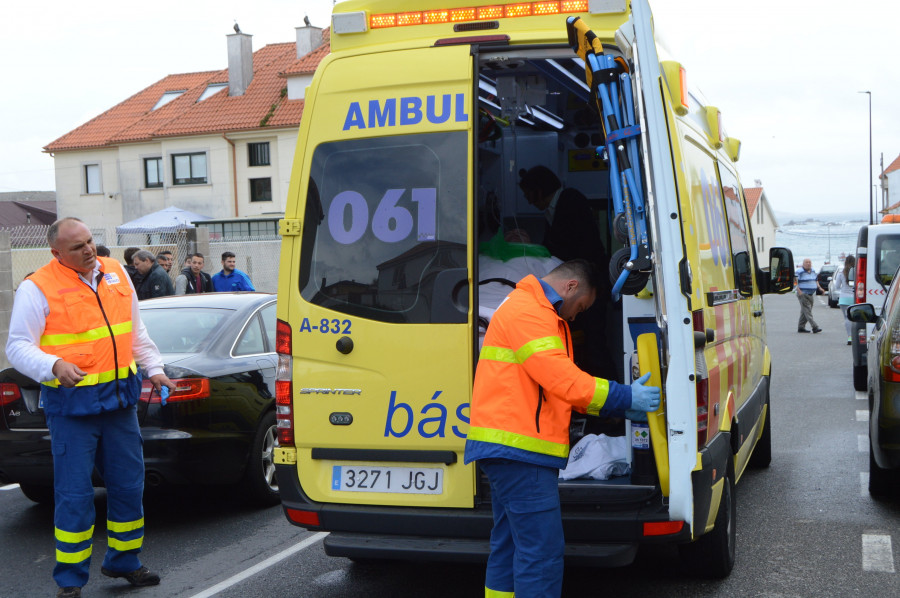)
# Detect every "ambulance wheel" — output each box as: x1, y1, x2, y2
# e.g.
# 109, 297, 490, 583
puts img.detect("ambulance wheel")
609, 248, 650, 295
678, 465, 735, 578
19, 483, 54, 505
243, 411, 280, 507
613, 213, 629, 244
